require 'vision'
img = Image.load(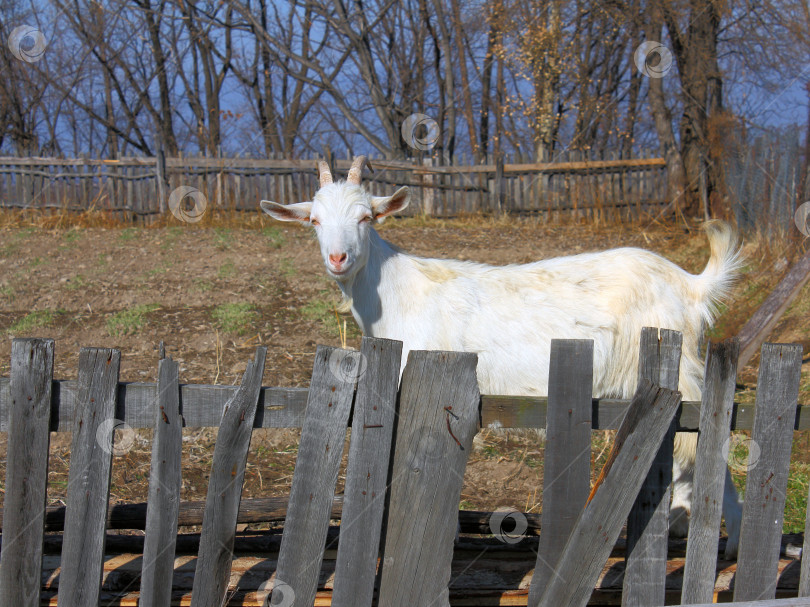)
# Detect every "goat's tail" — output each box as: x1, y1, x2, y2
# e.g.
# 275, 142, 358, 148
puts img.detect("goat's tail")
696, 220, 743, 314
